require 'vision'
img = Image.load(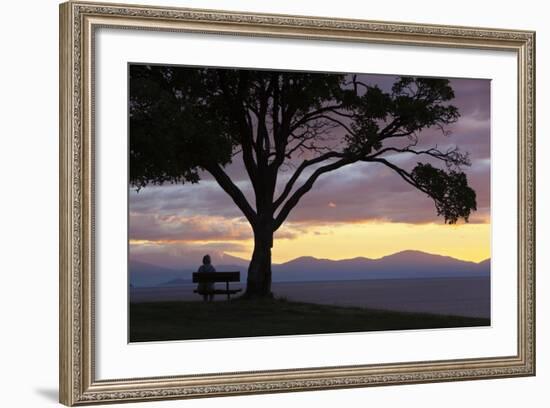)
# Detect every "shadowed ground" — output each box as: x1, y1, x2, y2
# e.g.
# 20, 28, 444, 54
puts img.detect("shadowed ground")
130, 277, 490, 318
129, 298, 490, 342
